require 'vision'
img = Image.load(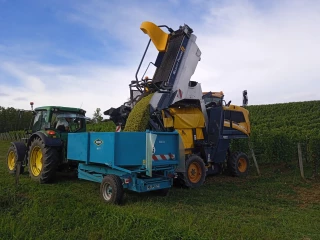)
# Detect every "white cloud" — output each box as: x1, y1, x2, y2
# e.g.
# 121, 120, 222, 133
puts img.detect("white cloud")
193, 0, 320, 105
0, 60, 137, 117
0, 62, 46, 92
